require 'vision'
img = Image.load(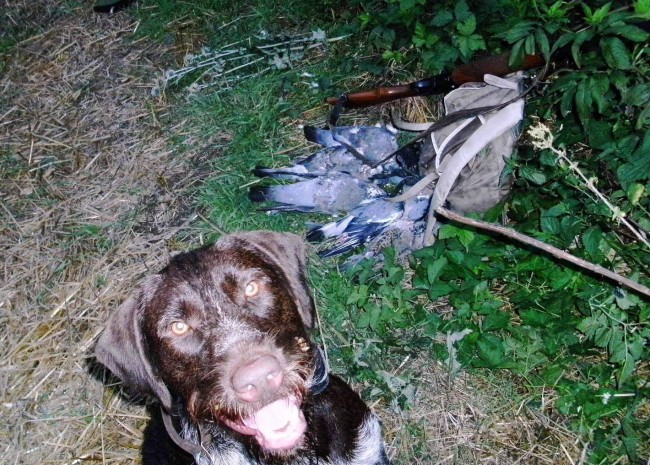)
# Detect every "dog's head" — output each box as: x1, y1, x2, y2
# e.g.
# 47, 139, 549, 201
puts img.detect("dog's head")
95, 231, 319, 453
